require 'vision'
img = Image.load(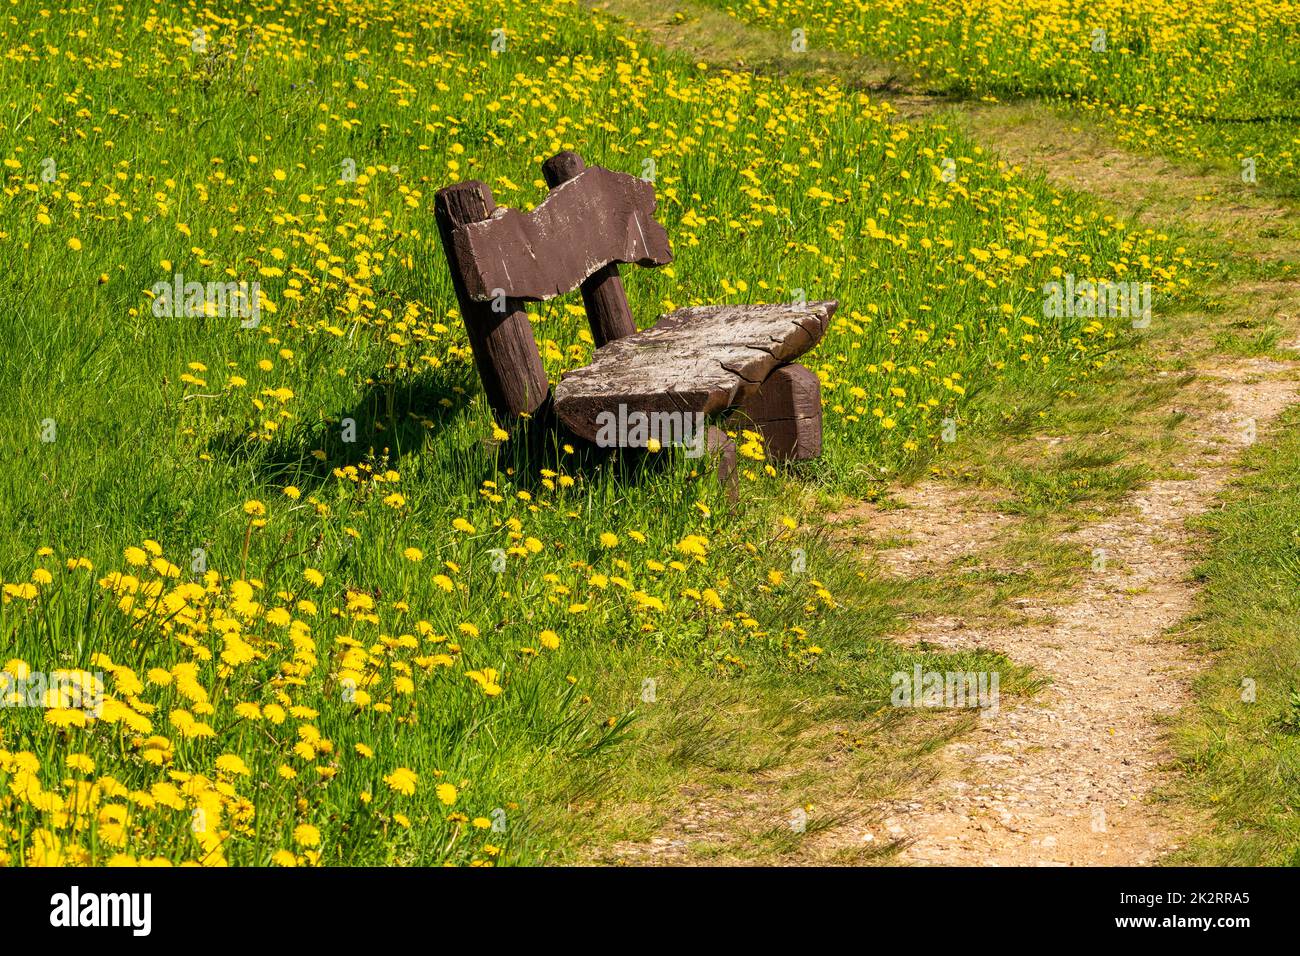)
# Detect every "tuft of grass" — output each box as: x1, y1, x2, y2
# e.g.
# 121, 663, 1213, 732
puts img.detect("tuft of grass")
1168, 404, 1300, 865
